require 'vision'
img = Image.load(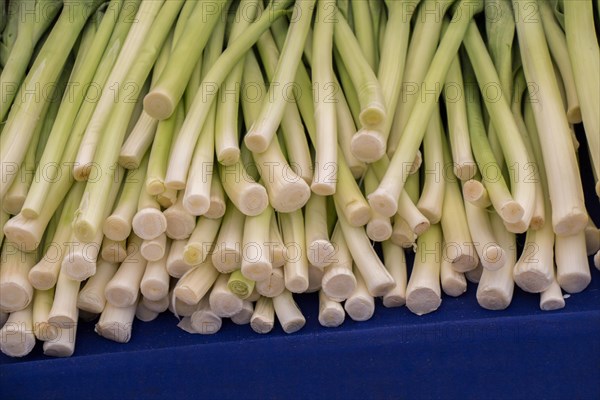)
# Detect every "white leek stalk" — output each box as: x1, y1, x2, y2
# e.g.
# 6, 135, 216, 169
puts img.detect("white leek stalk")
241, 206, 273, 282
190, 297, 222, 335
166, 239, 195, 278
555, 231, 591, 294
132, 187, 167, 241
539, 279, 565, 311
140, 240, 170, 301
476, 213, 516, 310
209, 273, 243, 318
251, 296, 274, 334
0, 241, 35, 312
183, 217, 222, 266
142, 295, 169, 314
273, 289, 305, 334
364, 170, 393, 242
219, 152, 268, 217
280, 210, 309, 293
345, 267, 375, 322
104, 235, 147, 307
231, 301, 254, 325
48, 268, 80, 327
406, 224, 443, 316
101, 239, 127, 264
0, 302, 35, 357
164, 192, 196, 240
77, 260, 118, 314
32, 288, 56, 341
417, 109, 446, 224
95, 300, 137, 343
444, 55, 476, 181
174, 261, 220, 305
305, 194, 335, 268
381, 240, 407, 307
255, 267, 285, 298
63, 166, 123, 281
539, 0, 580, 123
335, 198, 394, 296
104, 154, 149, 241
212, 203, 244, 274
440, 257, 467, 298
140, 233, 167, 262
321, 225, 357, 301
318, 290, 345, 328
143, 0, 229, 120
